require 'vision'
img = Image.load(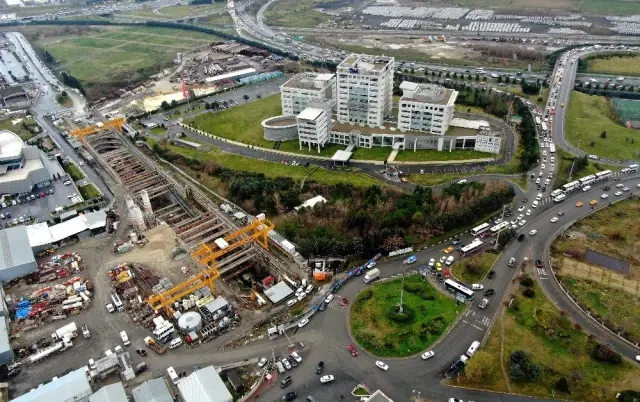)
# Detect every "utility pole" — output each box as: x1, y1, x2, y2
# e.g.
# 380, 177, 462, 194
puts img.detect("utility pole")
494, 204, 508, 250
568, 157, 576, 182
398, 262, 407, 314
